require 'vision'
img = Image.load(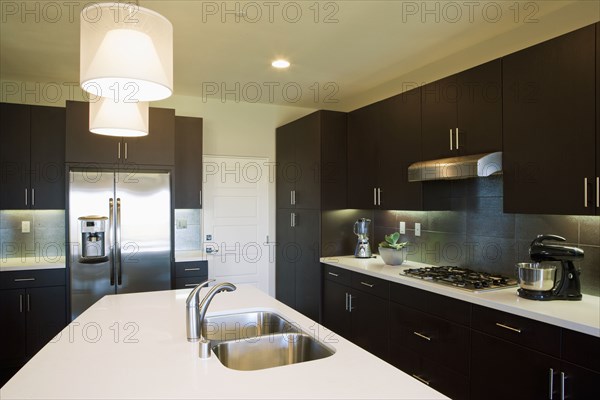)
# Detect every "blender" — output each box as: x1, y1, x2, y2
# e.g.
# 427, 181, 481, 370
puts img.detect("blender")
353, 218, 372, 258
